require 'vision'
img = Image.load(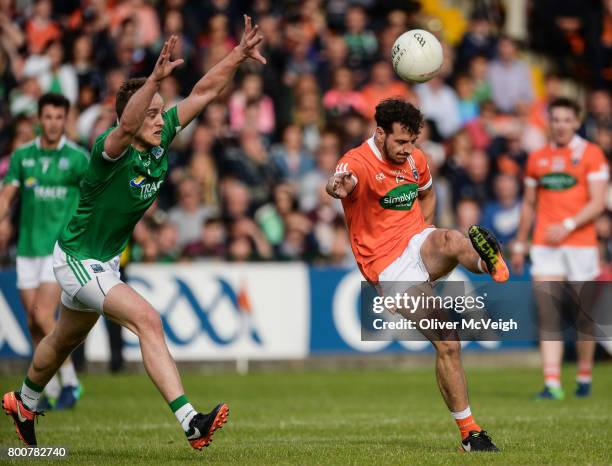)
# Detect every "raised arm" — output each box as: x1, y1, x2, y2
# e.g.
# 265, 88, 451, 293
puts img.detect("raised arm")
104, 36, 184, 158
176, 15, 266, 127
